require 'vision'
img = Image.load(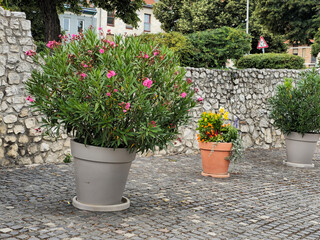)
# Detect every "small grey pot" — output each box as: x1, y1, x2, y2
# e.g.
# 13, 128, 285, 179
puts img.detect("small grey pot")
284, 132, 320, 168
70, 140, 136, 211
